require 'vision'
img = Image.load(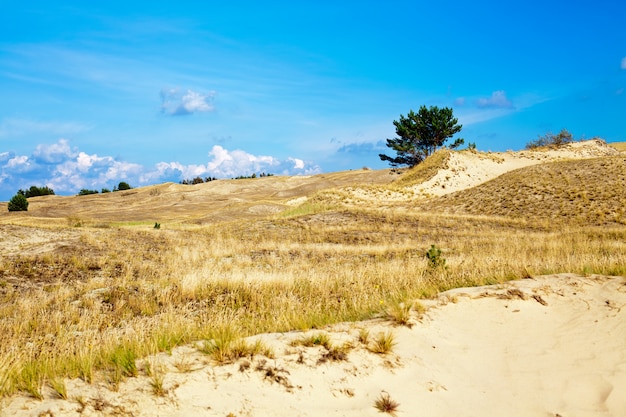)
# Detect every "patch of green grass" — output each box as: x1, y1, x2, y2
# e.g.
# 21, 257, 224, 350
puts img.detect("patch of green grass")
278, 201, 332, 218
290, 332, 332, 350
49, 377, 67, 399
18, 363, 44, 400
199, 328, 273, 364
